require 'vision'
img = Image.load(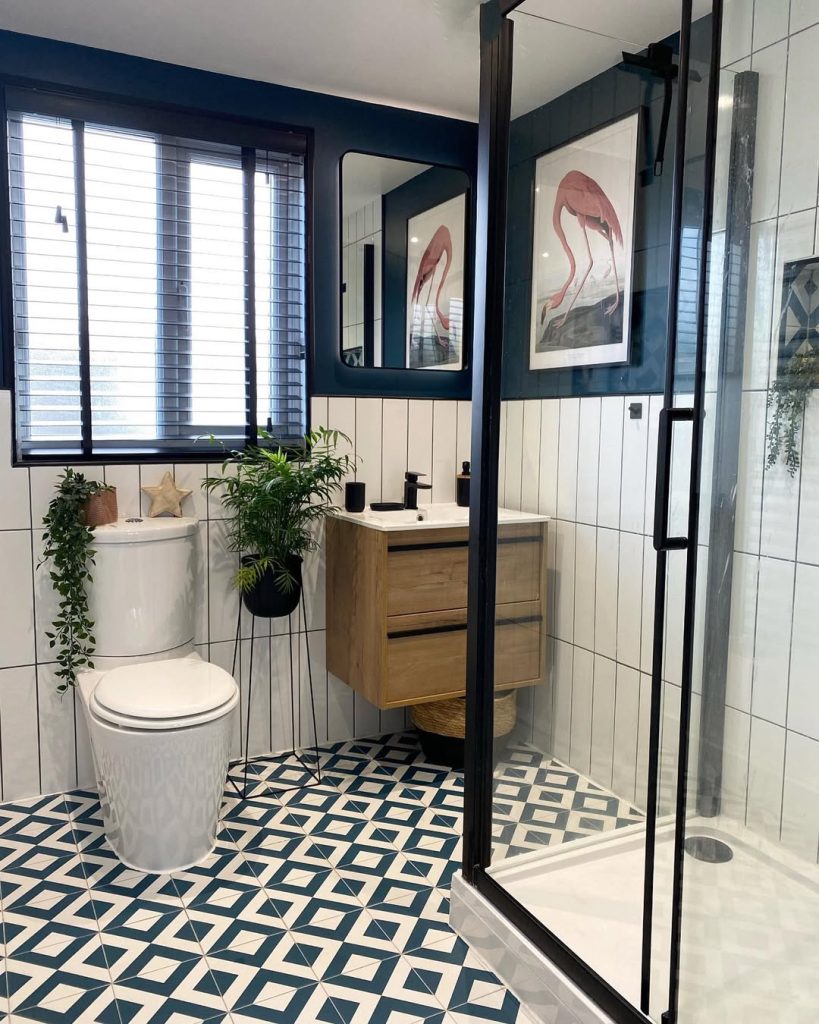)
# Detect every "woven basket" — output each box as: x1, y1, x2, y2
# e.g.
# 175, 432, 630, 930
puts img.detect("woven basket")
82, 488, 118, 527
411, 690, 517, 740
